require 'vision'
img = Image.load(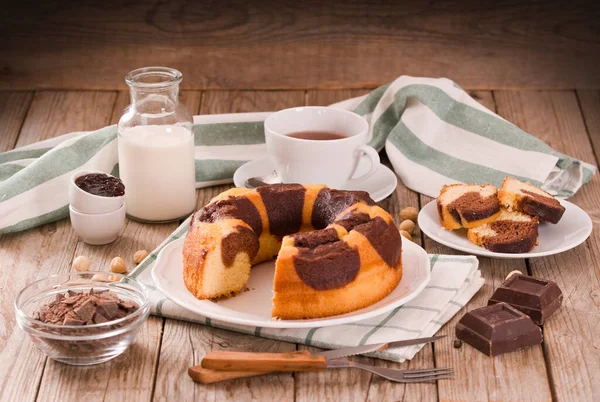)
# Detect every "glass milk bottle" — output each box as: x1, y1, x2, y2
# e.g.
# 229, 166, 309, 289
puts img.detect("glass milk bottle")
117, 67, 196, 222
